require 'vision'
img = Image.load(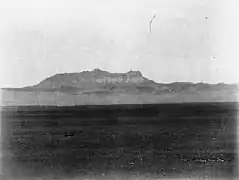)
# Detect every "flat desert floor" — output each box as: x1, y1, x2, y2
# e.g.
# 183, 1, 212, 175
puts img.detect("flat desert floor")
1, 102, 238, 179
